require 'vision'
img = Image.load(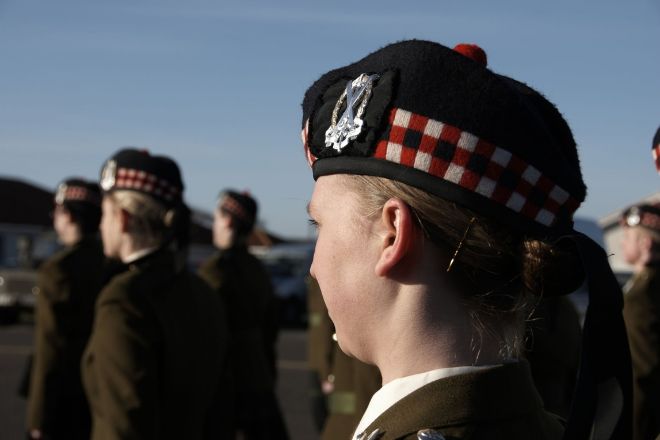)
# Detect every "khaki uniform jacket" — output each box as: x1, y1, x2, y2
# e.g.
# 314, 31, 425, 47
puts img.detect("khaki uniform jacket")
356, 362, 563, 440
322, 344, 381, 440
27, 238, 104, 439
82, 249, 229, 440
198, 246, 276, 393
623, 265, 660, 440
